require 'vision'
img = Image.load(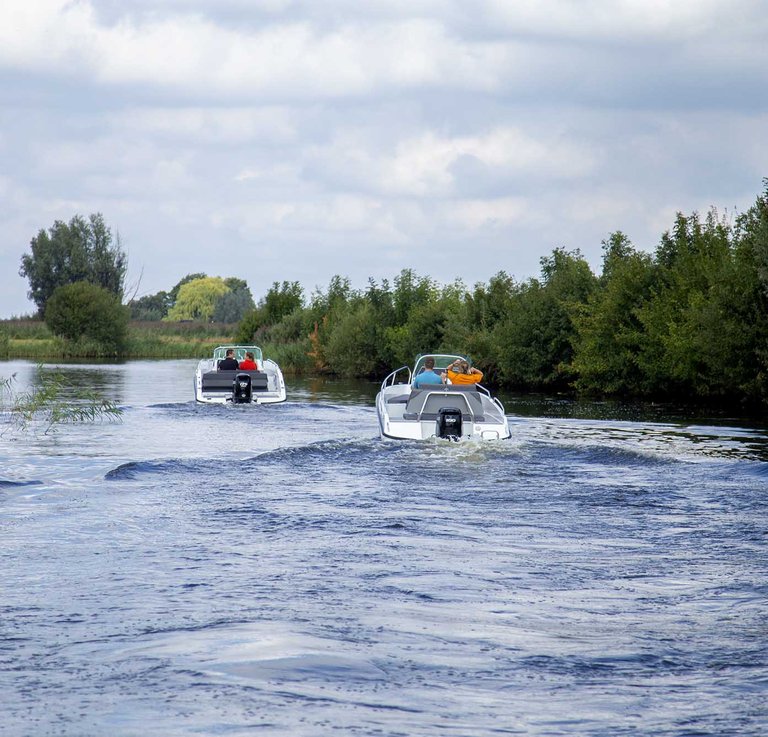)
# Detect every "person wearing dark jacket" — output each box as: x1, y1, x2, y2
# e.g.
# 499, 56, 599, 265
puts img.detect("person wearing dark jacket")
217, 349, 239, 370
